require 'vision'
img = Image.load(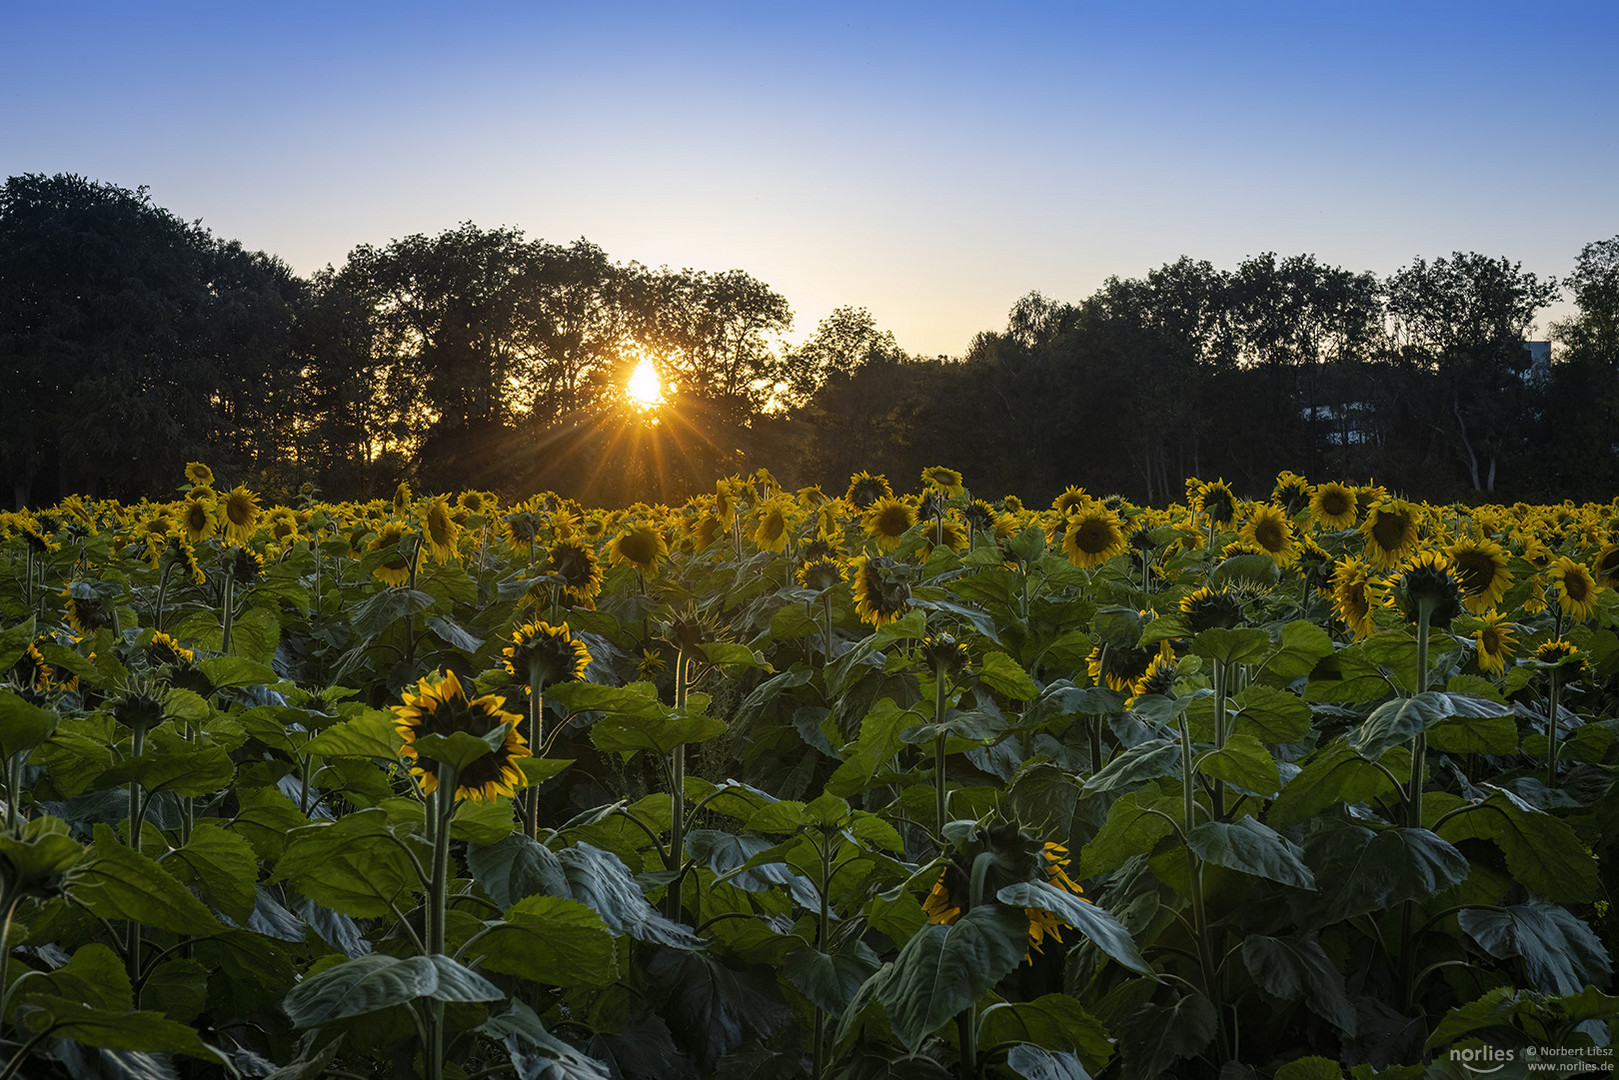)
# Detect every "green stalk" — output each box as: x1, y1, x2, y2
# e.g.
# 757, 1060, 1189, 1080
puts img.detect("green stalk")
220, 576, 235, 656
812, 831, 833, 1080
822, 591, 834, 665
1211, 659, 1228, 821
1400, 598, 1434, 1010
934, 660, 950, 836
3, 757, 18, 833
126, 720, 148, 990
525, 658, 547, 840
0, 885, 17, 1040
424, 764, 458, 1080
1178, 707, 1228, 1061
666, 650, 688, 922
1547, 668, 1562, 789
